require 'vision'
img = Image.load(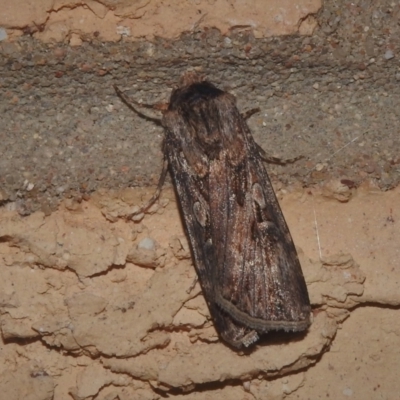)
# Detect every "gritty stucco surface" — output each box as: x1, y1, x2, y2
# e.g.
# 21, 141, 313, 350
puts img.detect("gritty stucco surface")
1, 186, 399, 399
1, 0, 400, 215
1, 1, 400, 399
